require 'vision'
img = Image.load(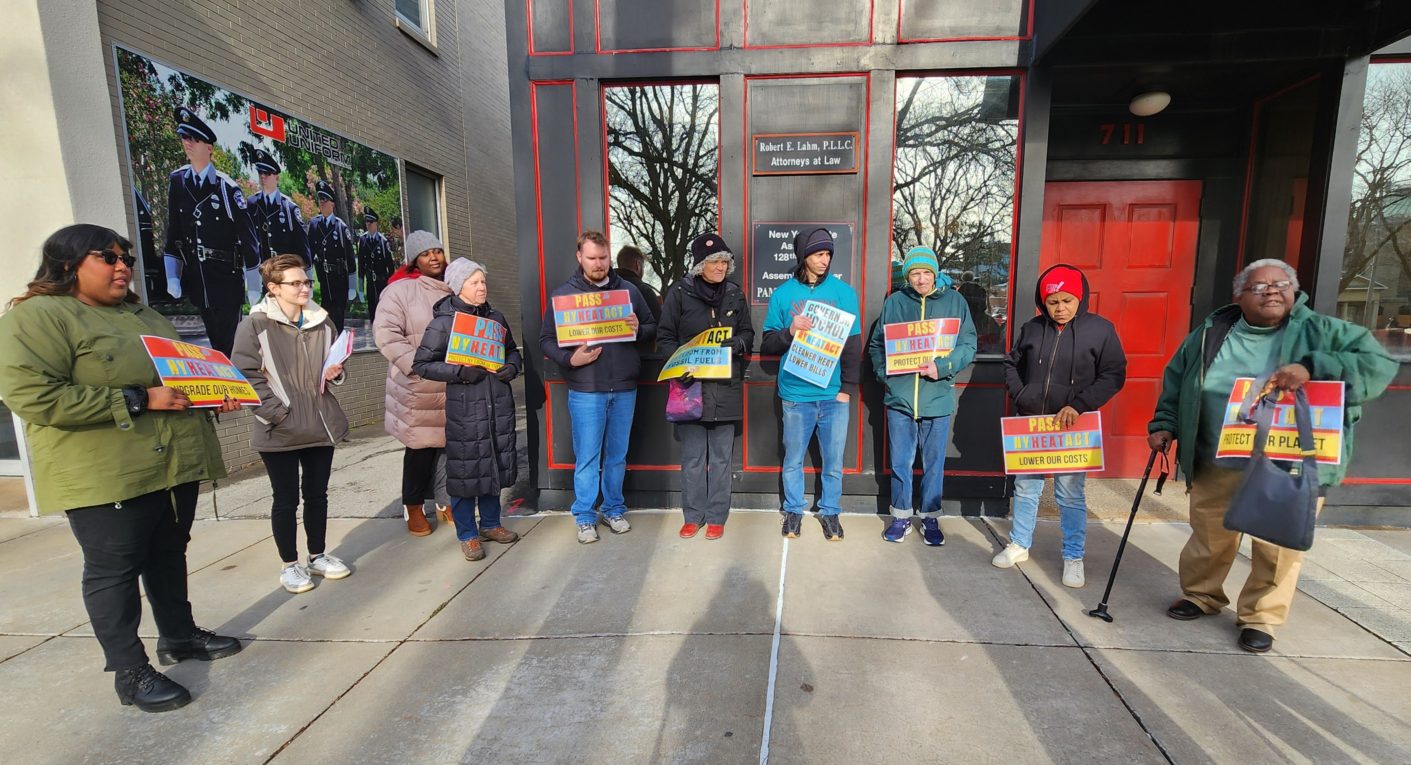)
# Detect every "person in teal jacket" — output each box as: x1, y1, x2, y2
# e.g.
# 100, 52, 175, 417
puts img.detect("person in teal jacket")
867, 247, 976, 545
1148, 258, 1397, 654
